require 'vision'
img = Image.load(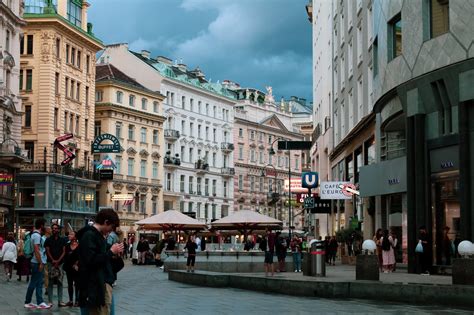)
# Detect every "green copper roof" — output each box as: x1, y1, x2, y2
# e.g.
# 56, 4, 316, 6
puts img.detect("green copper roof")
132, 51, 236, 100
